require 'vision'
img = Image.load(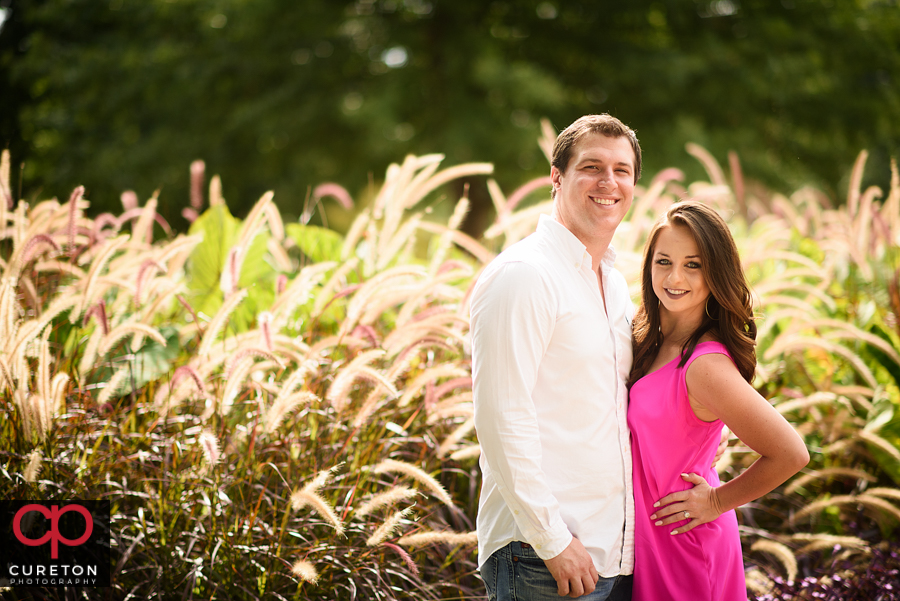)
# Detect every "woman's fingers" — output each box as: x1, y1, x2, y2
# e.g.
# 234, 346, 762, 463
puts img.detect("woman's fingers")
651, 473, 720, 532
653, 491, 687, 509
651, 502, 694, 522
653, 473, 707, 508
681, 472, 706, 485
671, 518, 701, 535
